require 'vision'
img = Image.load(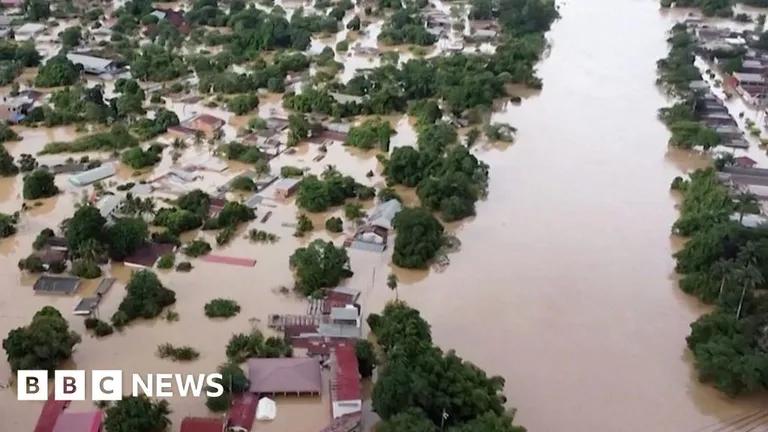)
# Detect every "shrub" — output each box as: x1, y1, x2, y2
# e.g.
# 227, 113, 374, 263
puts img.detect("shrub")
280, 166, 304, 177
248, 229, 278, 243
157, 343, 200, 361
325, 216, 343, 232
156, 253, 175, 269
70, 259, 102, 279
176, 261, 193, 272
204, 299, 241, 318
183, 240, 212, 257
